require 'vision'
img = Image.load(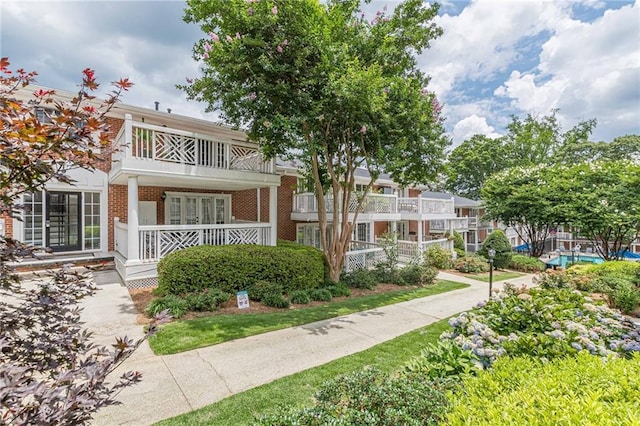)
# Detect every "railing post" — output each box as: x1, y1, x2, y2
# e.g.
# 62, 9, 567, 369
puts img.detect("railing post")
124, 114, 133, 158
127, 176, 140, 263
